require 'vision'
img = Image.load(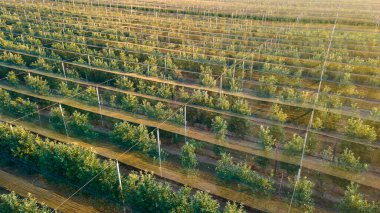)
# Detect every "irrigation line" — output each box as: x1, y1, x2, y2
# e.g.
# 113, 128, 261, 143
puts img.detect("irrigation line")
287, 11, 339, 213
